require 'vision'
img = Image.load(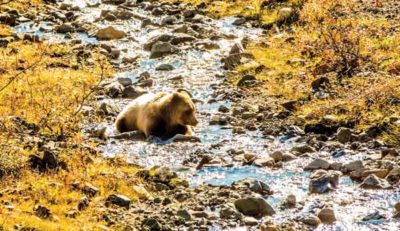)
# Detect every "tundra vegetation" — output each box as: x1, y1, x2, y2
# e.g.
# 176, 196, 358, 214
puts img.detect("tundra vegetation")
0, 2, 143, 230
170, 0, 400, 146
